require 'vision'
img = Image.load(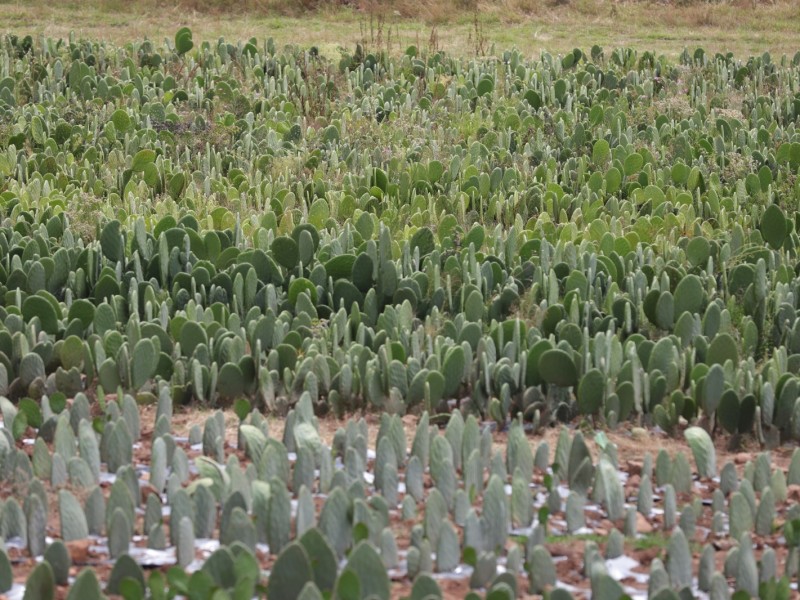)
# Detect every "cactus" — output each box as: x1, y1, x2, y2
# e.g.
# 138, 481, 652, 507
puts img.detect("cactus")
250, 480, 271, 541
406, 455, 424, 502
712, 489, 725, 514
0, 548, 9, 594
528, 546, 556, 594
239, 424, 267, 462
506, 421, 533, 483
0, 40, 799, 598
463, 450, 483, 501
753, 453, 772, 492
707, 332, 738, 367
709, 572, 730, 600
577, 368, 604, 415
654, 449, 671, 487
319, 487, 352, 559
294, 446, 315, 494
417, 539, 434, 576
605, 529, 624, 559
673, 274, 705, 317
58, 490, 89, 542
755, 487, 776, 536
26, 493, 46, 558
698, 544, 715, 592
736, 533, 759, 596
65, 457, 92, 489
201, 547, 238, 591
436, 520, 460, 573
679, 505, 696, 539
65, 569, 104, 600
654, 291, 675, 330
761, 203, 787, 249
666, 527, 692, 590
511, 470, 532, 529
538, 349, 578, 388
469, 552, 497, 590
406, 546, 422, 581
663, 484, 677, 530
296, 485, 316, 536
266, 477, 291, 555
442, 345, 465, 397
534, 442, 550, 472
597, 459, 624, 521
297, 582, 324, 600
131, 338, 158, 390
84, 486, 106, 536
739, 478, 757, 516
224, 507, 257, 553
176, 516, 195, 568
430, 437, 456, 509
259, 443, 290, 485
180, 320, 208, 359
78, 421, 101, 479
684, 426, 716, 478
482, 475, 508, 552
410, 412, 430, 469
107, 554, 145, 595
33, 437, 52, 479
271, 236, 300, 270
148, 523, 166, 550
421, 489, 446, 550
298, 527, 338, 594
565, 491, 585, 533
379, 527, 398, 570
108, 508, 132, 559
402, 496, 417, 521
19, 352, 46, 390
23, 562, 55, 600
761, 547, 777, 582
106, 419, 133, 474
670, 451, 692, 494
724, 546, 740, 579
720, 461, 738, 495
150, 437, 167, 493
648, 558, 670, 597
43, 541, 70, 586
344, 541, 390, 600
624, 507, 637, 537
54, 413, 76, 459
567, 432, 594, 496
637, 475, 653, 516
729, 492, 753, 540
410, 574, 442, 600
